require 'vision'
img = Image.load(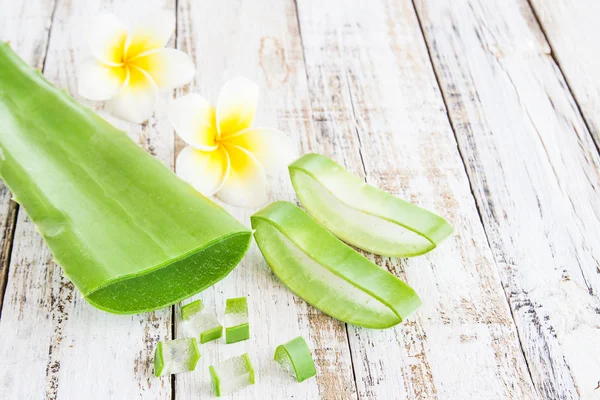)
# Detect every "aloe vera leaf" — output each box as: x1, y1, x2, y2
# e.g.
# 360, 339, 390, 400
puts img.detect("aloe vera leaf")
209, 353, 255, 397
0, 43, 251, 314
154, 338, 200, 376
251, 201, 421, 329
274, 336, 316, 382
289, 153, 453, 257
225, 297, 250, 343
